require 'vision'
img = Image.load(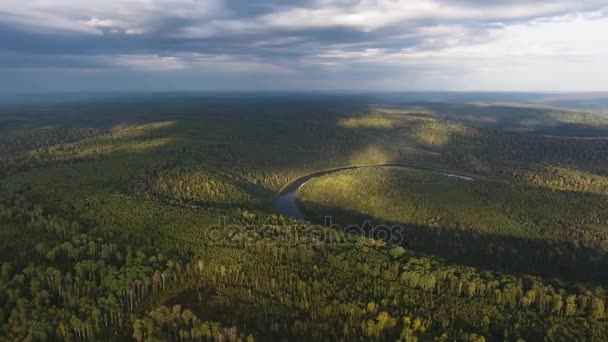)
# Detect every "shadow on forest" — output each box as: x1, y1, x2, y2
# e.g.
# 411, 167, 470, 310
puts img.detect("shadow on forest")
298, 200, 608, 285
